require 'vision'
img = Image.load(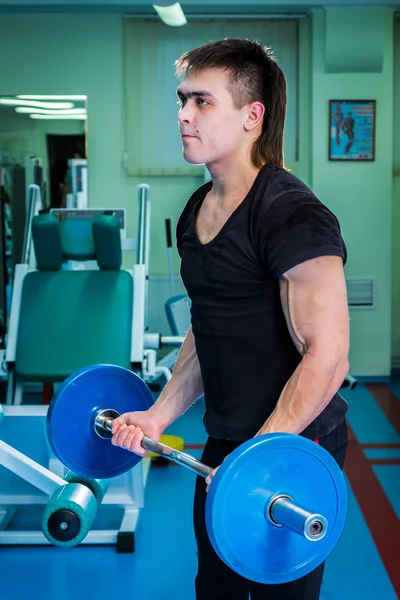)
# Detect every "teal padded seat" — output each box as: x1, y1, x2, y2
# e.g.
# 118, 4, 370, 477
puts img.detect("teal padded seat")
14, 213, 133, 382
